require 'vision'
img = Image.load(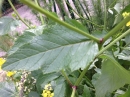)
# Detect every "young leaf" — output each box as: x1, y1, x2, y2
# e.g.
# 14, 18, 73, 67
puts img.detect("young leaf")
0, 17, 19, 35
95, 54, 130, 97
36, 72, 60, 92
3, 24, 98, 73
82, 85, 91, 97
53, 77, 67, 97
